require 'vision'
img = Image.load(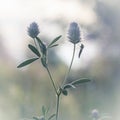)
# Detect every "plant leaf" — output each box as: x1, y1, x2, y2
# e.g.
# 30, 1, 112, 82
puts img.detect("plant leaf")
28, 44, 41, 57
33, 116, 39, 120
48, 114, 56, 120
63, 84, 75, 89
61, 89, 68, 96
48, 44, 59, 48
48, 35, 62, 47
63, 83, 76, 89
42, 106, 46, 116
72, 78, 91, 86
41, 57, 47, 68
63, 84, 72, 89
17, 58, 39, 68
78, 44, 84, 58
36, 37, 47, 56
